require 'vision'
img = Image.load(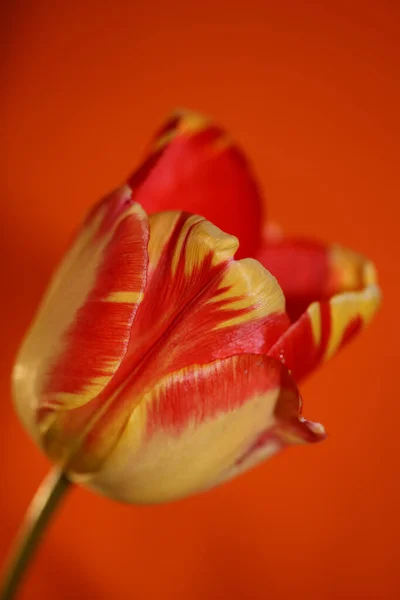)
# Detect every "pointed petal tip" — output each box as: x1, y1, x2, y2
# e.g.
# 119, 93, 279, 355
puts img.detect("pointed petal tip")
329, 244, 381, 298
152, 109, 213, 152
126, 108, 263, 259
363, 260, 378, 286
276, 416, 327, 446
172, 107, 210, 126
298, 417, 327, 443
